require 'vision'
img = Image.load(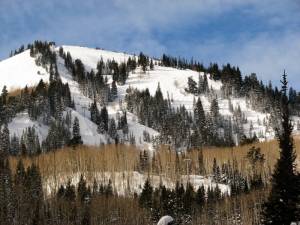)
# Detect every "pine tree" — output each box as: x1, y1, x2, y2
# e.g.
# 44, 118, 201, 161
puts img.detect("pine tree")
90, 99, 99, 124
262, 71, 300, 224
118, 63, 128, 85
111, 81, 118, 100
65, 179, 76, 202
195, 185, 205, 207
186, 77, 198, 94
203, 73, 209, 93
210, 98, 220, 120
194, 98, 206, 144
77, 174, 88, 203
150, 59, 154, 70
105, 179, 113, 197
100, 107, 109, 132
212, 158, 221, 183
25, 163, 43, 225
10, 134, 20, 155
1, 86, 8, 105
108, 118, 117, 140
0, 158, 15, 224
138, 52, 148, 73
70, 117, 83, 146
139, 178, 153, 209
183, 182, 194, 214
0, 123, 10, 155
